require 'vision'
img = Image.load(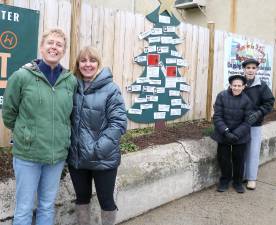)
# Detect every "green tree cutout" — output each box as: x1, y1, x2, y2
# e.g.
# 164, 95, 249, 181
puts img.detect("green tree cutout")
127, 1, 191, 124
